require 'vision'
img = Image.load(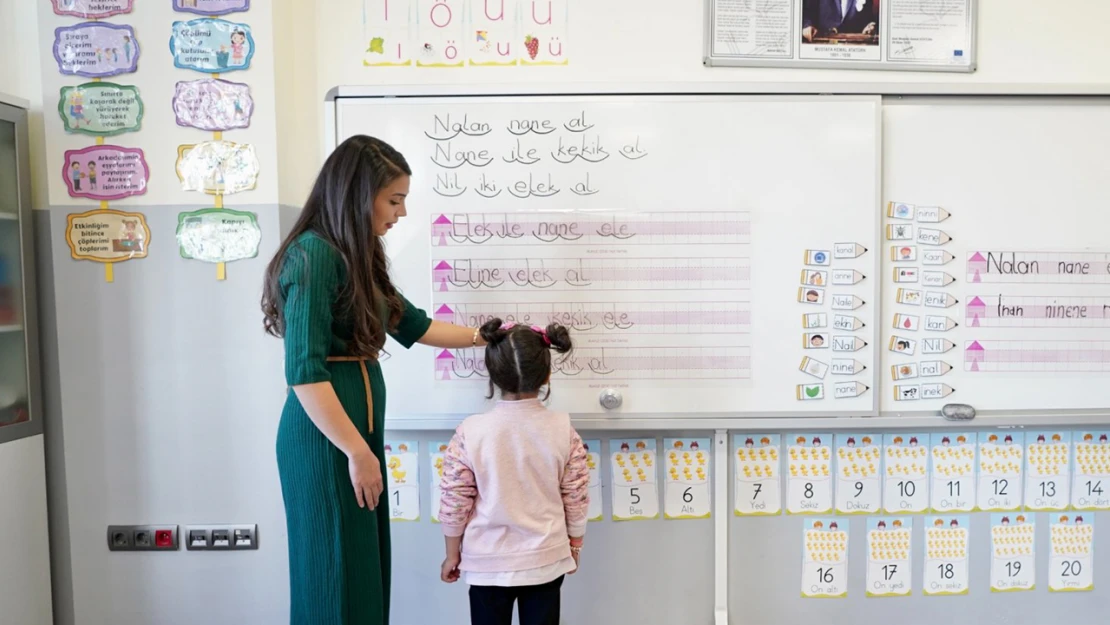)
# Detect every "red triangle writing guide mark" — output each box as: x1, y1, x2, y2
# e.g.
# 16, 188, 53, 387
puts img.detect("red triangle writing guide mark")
973, 270, 981, 283
971, 315, 980, 327
971, 361, 979, 372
